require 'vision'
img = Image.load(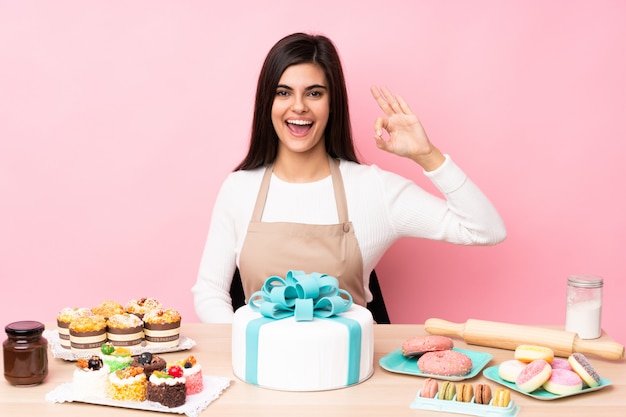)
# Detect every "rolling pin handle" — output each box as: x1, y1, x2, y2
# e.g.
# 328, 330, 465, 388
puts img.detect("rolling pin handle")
573, 336, 625, 360
424, 318, 465, 338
